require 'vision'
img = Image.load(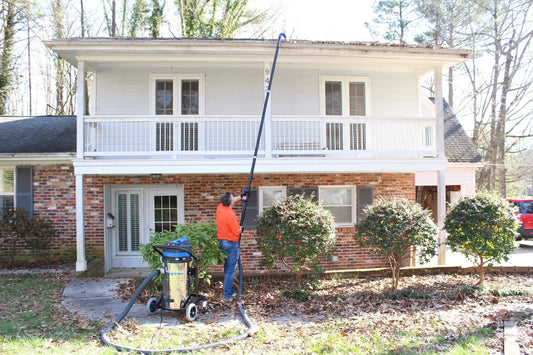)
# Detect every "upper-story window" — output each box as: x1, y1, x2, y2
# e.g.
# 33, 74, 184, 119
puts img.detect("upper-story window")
151, 75, 204, 151
320, 76, 370, 116
320, 76, 370, 151
151, 75, 205, 116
